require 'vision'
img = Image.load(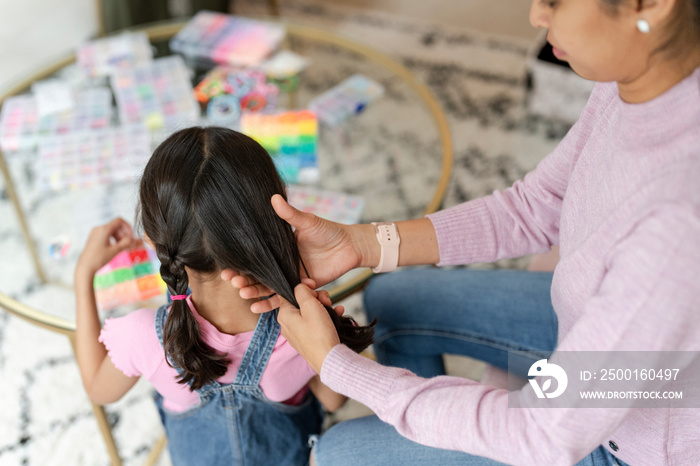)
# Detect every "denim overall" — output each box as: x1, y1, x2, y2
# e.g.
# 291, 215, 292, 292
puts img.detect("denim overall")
153, 305, 324, 466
